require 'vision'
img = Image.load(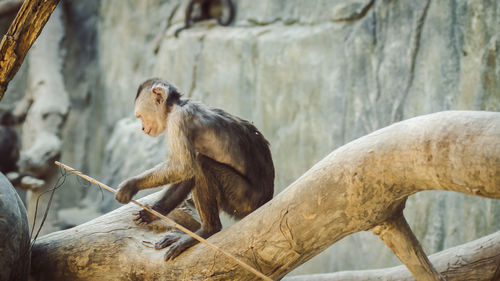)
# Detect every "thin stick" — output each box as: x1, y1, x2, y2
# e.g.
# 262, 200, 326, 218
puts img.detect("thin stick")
54, 161, 273, 281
